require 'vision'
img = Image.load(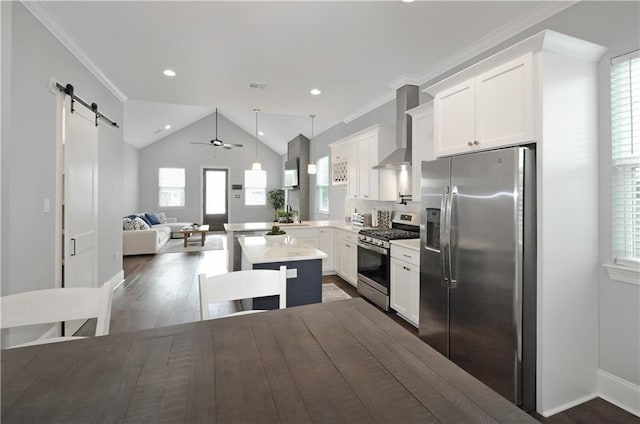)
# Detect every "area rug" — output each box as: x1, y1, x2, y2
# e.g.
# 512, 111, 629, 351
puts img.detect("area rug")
157, 233, 225, 254
322, 283, 352, 303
